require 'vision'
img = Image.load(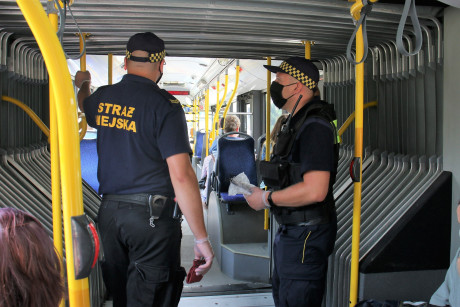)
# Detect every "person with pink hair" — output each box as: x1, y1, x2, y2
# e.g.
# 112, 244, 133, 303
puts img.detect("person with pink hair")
0, 207, 65, 307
